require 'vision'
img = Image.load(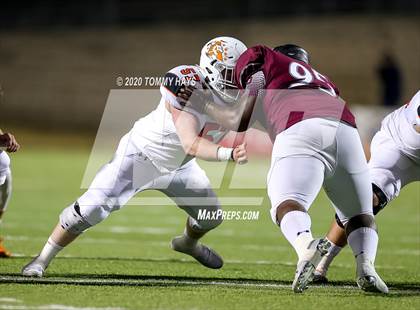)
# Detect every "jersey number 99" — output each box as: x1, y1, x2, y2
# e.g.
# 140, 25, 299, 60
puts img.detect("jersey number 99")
288, 62, 337, 97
